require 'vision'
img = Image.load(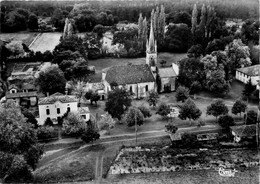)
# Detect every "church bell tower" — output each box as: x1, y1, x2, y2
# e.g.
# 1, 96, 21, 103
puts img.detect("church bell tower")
146, 19, 157, 67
